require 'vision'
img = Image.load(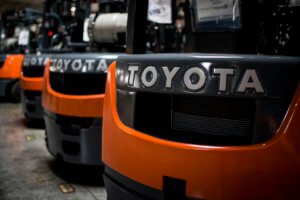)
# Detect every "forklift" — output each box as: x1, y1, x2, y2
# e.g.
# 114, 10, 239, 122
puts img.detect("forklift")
42, 0, 127, 166
21, 52, 49, 121
102, 0, 300, 199
0, 9, 40, 102
20, 0, 83, 122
